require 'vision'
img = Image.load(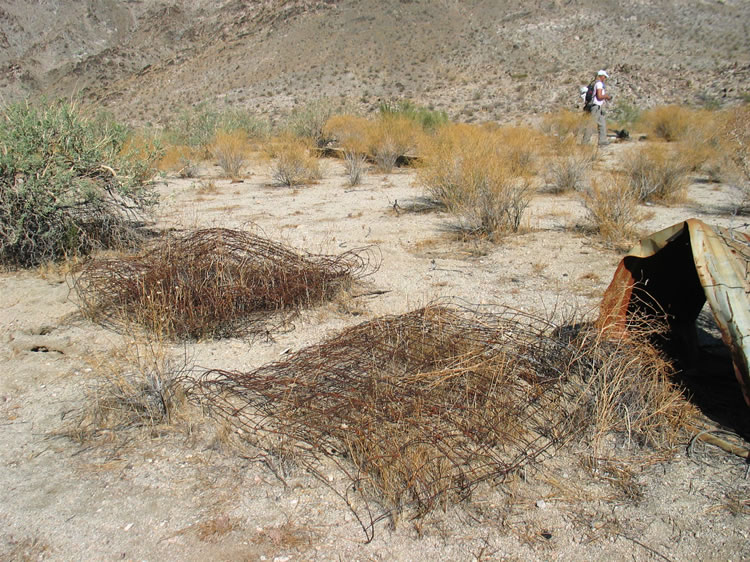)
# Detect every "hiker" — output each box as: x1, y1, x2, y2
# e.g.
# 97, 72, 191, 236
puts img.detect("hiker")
590, 70, 612, 146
